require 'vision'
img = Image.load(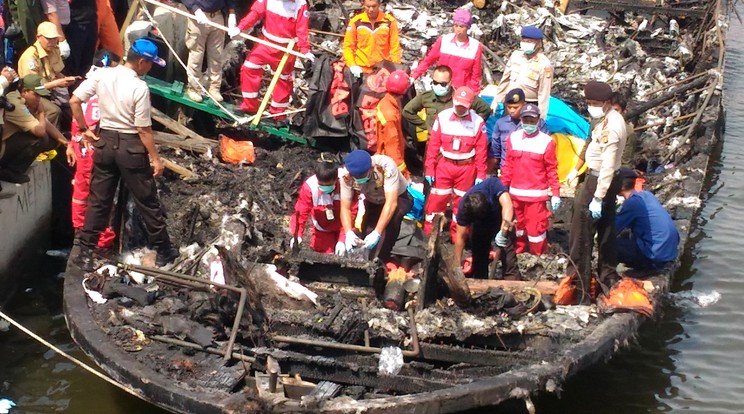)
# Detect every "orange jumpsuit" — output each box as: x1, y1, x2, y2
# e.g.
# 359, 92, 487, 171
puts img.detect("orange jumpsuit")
375, 93, 407, 174
343, 11, 401, 73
